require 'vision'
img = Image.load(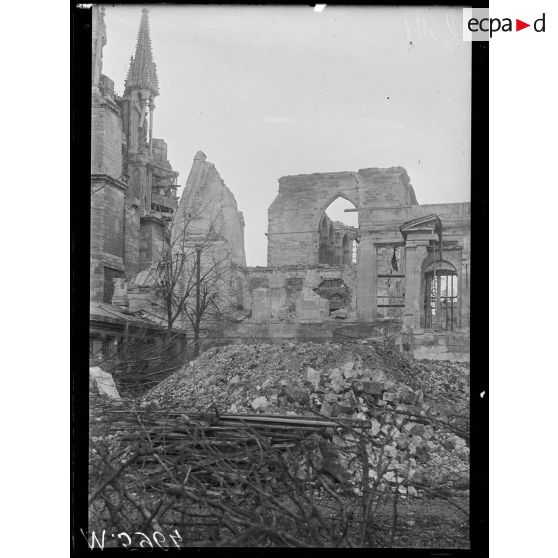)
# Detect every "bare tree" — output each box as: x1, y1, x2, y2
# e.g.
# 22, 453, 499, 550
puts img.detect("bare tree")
94, 186, 248, 397
136, 185, 242, 360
